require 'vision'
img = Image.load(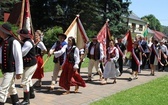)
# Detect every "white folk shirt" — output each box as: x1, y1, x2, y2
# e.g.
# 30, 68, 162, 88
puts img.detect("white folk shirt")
37, 41, 47, 51
160, 44, 168, 55
22, 41, 33, 57
53, 45, 80, 69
